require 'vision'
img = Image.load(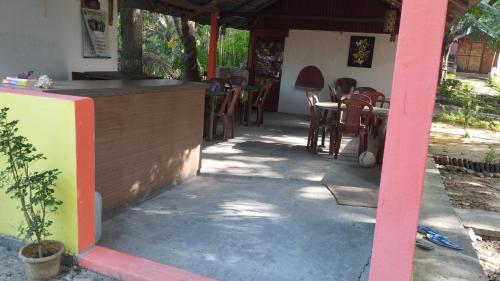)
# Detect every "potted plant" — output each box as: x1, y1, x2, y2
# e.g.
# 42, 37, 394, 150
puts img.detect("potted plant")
0, 108, 64, 281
